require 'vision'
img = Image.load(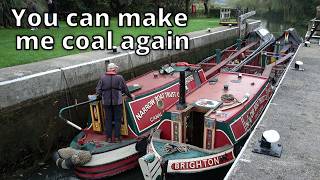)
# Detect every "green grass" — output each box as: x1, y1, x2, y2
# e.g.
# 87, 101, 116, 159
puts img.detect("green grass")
0, 18, 219, 68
